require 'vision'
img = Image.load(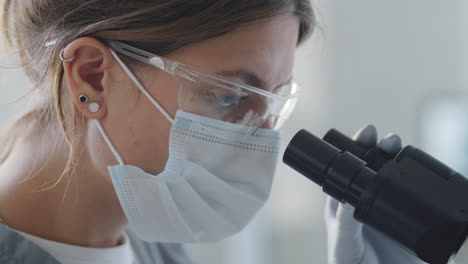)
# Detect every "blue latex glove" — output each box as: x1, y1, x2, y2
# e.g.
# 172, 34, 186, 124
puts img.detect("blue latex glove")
324, 125, 428, 264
